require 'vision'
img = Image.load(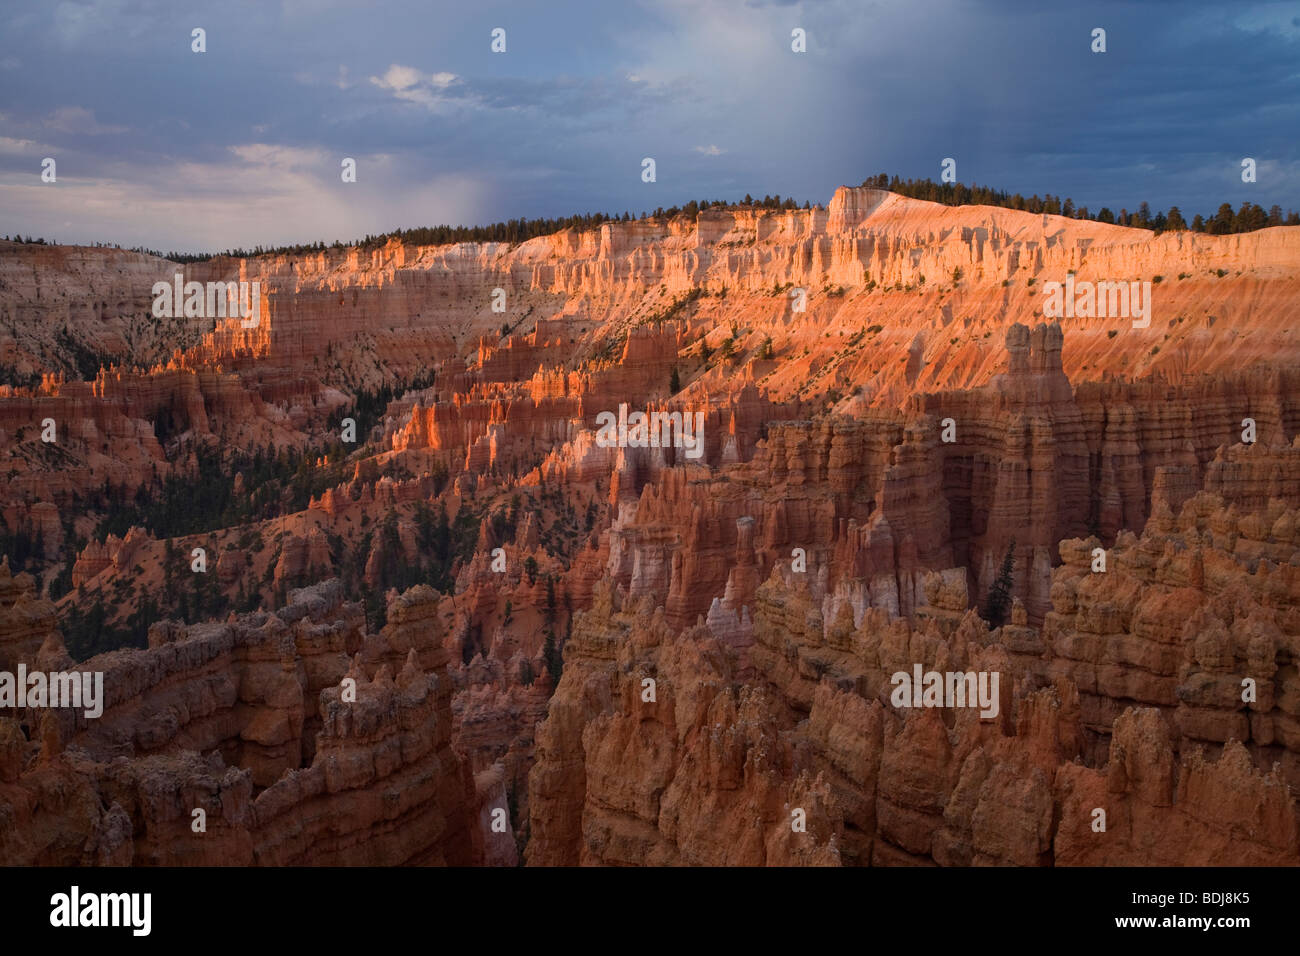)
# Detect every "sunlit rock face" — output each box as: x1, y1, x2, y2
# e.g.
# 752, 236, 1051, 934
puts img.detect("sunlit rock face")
1, 190, 1298, 866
